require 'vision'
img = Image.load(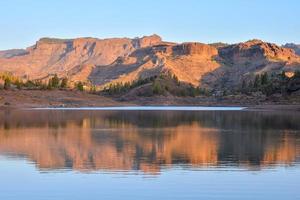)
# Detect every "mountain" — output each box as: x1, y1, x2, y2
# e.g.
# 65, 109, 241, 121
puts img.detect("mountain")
1, 35, 300, 90
283, 43, 300, 56
0, 34, 162, 80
